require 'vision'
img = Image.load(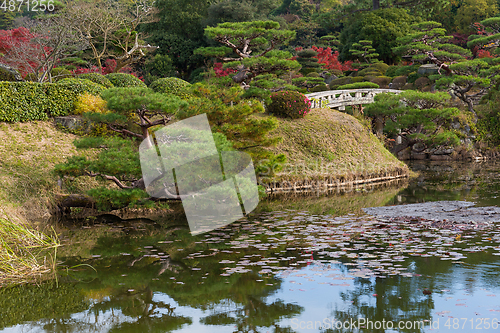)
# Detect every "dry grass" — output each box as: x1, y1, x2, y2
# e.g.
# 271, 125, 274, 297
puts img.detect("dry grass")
265, 108, 409, 182
0, 215, 60, 286
0, 121, 99, 221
